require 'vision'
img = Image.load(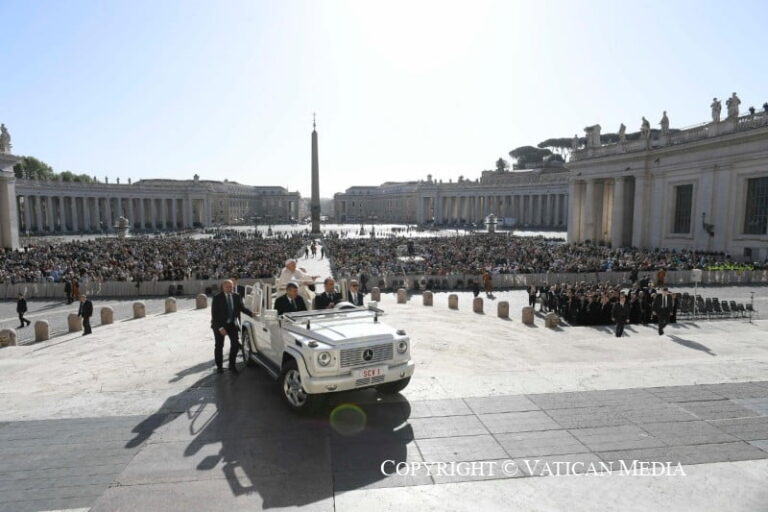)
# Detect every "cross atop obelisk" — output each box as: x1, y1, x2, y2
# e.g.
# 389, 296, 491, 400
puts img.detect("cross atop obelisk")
310, 113, 321, 234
